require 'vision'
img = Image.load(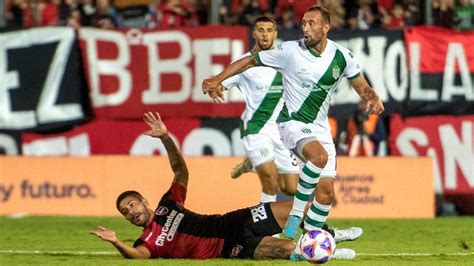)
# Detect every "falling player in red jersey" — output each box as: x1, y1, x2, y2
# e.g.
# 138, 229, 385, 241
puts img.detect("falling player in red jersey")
90, 112, 360, 259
